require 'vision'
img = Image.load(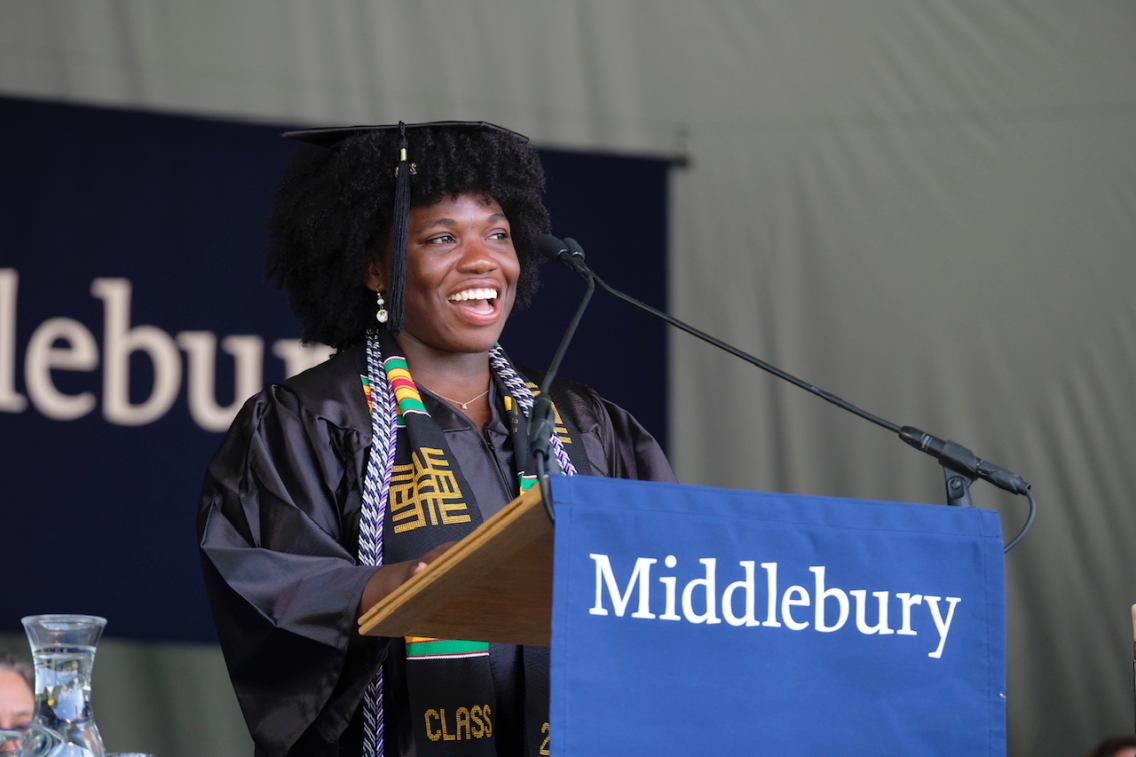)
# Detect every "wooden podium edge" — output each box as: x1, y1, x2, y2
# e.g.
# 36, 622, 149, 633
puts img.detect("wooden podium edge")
357, 485, 553, 646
